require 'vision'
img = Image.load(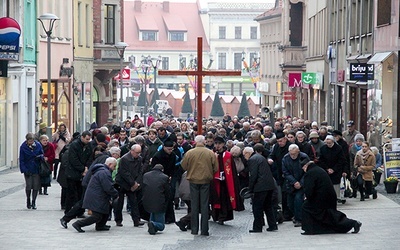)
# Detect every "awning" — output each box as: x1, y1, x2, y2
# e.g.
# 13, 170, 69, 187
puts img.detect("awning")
368, 52, 393, 64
